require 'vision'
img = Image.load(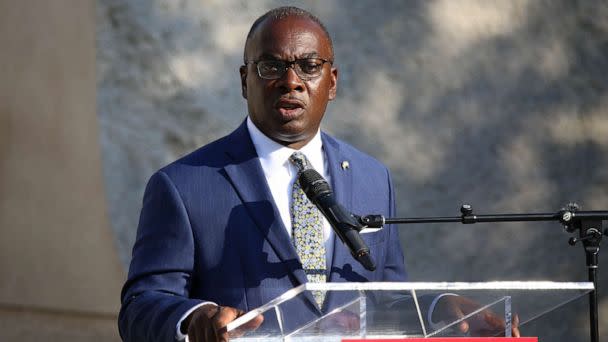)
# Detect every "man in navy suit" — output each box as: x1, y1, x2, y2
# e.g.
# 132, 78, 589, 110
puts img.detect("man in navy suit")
118, 6, 517, 342
118, 6, 405, 341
